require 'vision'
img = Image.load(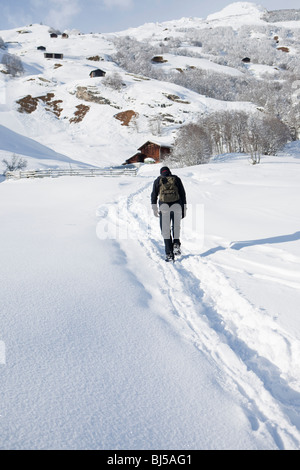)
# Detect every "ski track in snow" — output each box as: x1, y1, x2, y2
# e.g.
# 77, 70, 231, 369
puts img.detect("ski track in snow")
97, 178, 300, 450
